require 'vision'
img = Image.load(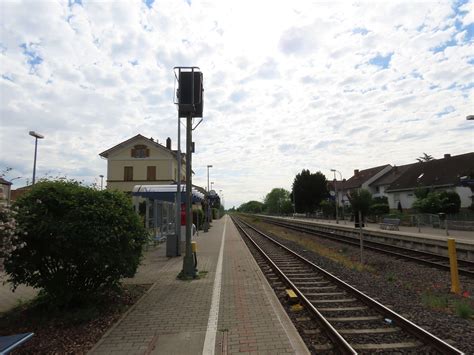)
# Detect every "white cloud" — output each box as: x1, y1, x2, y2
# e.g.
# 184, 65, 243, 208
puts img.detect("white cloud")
0, 0, 473, 208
